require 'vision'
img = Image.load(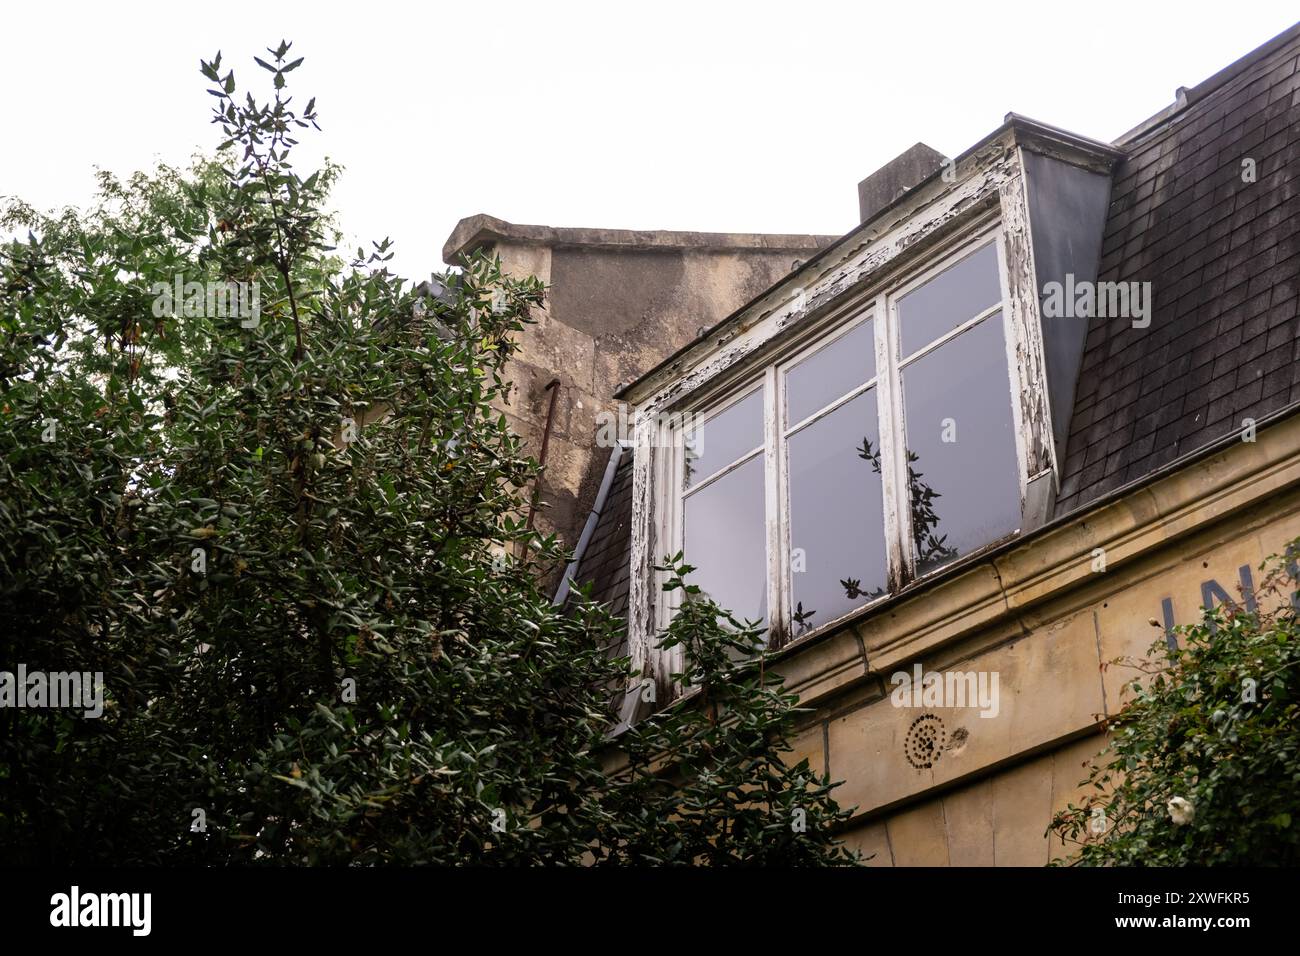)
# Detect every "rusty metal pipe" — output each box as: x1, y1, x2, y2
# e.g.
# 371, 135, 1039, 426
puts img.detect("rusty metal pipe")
524, 377, 562, 537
